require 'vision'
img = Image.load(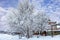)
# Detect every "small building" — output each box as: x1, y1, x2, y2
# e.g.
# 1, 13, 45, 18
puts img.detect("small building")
48, 21, 57, 30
